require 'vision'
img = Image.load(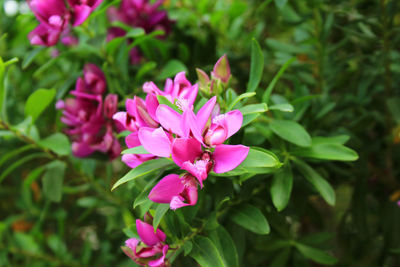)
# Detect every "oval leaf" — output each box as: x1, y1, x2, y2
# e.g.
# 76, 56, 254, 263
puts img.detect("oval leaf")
230, 204, 270, 234
190, 236, 225, 267
269, 119, 311, 147
247, 39, 264, 92
292, 143, 358, 161
295, 243, 338, 265
270, 164, 293, 211
25, 88, 56, 122
38, 133, 70, 156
